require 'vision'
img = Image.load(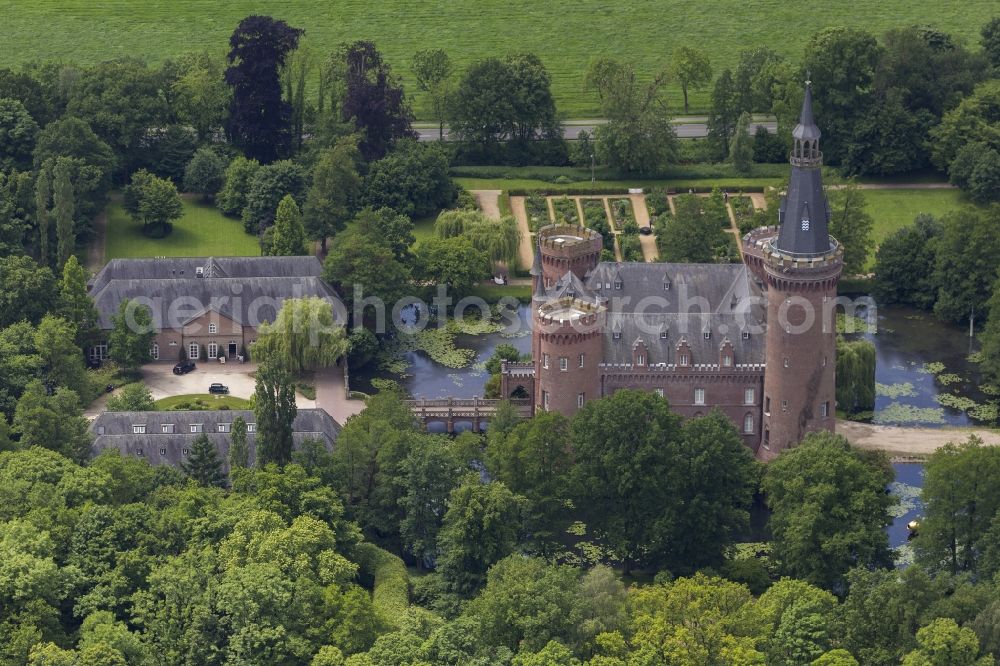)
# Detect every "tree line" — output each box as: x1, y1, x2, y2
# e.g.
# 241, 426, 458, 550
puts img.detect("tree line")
3, 382, 1000, 664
